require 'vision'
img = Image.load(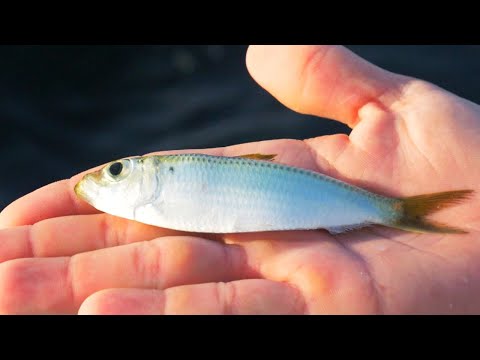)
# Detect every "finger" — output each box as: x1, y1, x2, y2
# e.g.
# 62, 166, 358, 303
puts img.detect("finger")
223, 230, 382, 314
246, 45, 406, 127
0, 214, 189, 263
0, 178, 98, 230
0, 139, 319, 229
79, 279, 303, 315
0, 236, 250, 314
